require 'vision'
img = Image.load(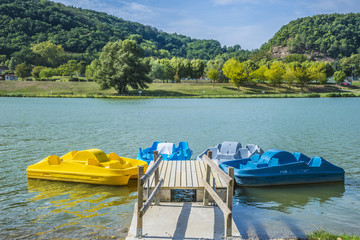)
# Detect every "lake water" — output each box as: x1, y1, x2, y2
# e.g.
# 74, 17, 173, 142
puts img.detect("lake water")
1, 97, 359, 239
